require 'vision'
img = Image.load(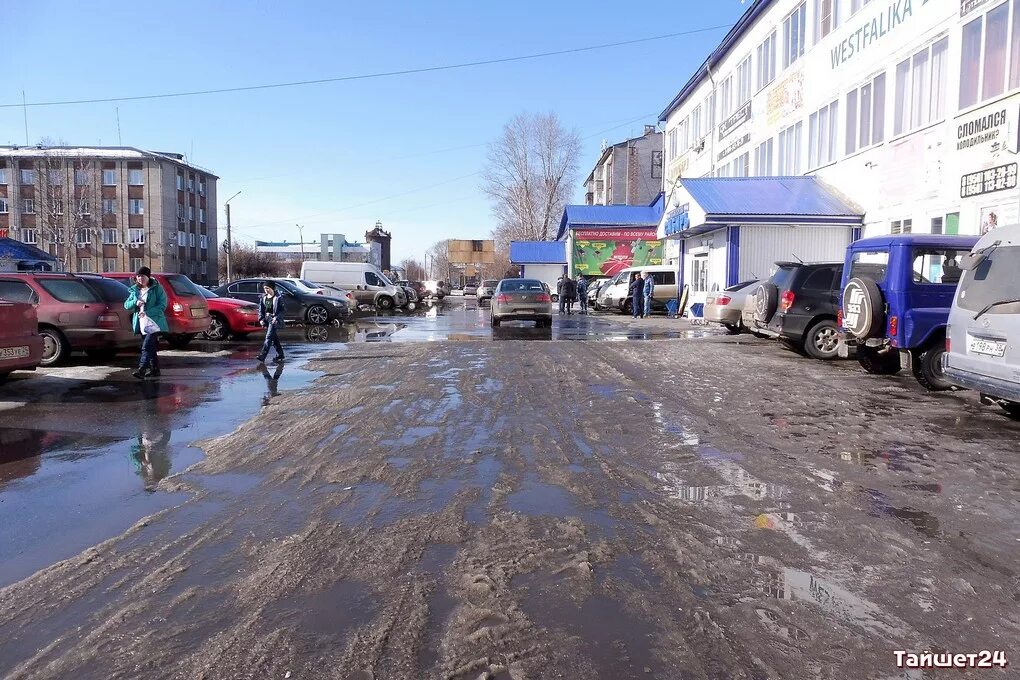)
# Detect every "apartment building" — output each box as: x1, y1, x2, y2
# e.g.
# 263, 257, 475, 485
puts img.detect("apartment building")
584, 125, 664, 206
0, 146, 219, 284
657, 0, 1020, 298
